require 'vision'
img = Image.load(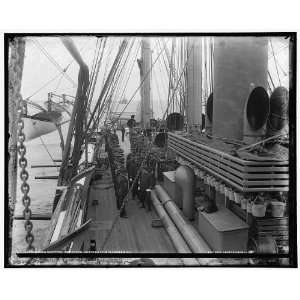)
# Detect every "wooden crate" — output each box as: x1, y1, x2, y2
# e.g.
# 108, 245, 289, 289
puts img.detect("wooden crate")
197, 206, 249, 251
